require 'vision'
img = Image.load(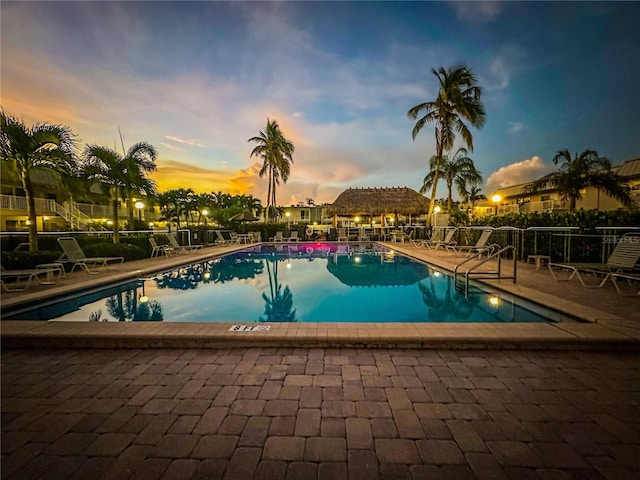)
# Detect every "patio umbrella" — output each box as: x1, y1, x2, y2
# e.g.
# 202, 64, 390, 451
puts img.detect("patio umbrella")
229, 211, 259, 222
